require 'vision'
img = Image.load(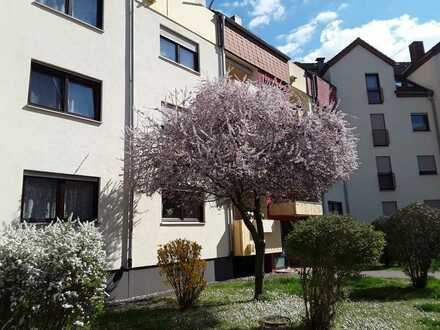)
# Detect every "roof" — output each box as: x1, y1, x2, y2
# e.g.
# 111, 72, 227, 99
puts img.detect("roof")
217, 14, 290, 62
395, 78, 433, 97
320, 38, 395, 75
294, 62, 322, 74
403, 42, 440, 77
